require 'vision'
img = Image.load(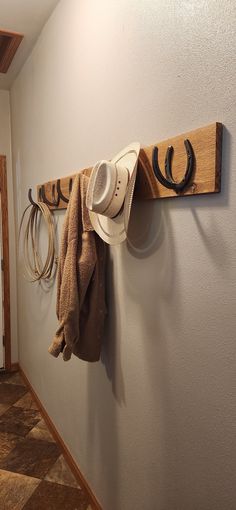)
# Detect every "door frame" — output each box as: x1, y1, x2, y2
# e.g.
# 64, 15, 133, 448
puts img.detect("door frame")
0, 156, 11, 370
